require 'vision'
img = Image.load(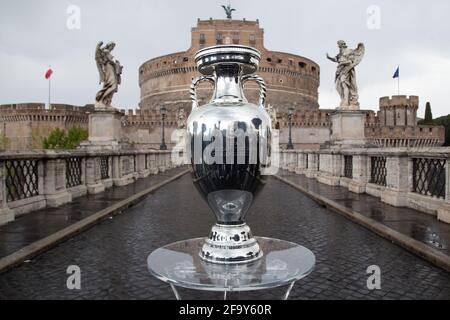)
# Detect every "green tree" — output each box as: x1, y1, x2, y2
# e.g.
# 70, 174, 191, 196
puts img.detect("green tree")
43, 128, 66, 149
424, 102, 433, 124
432, 114, 450, 146
42, 127, 88, 149
65, 126, 88, 149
